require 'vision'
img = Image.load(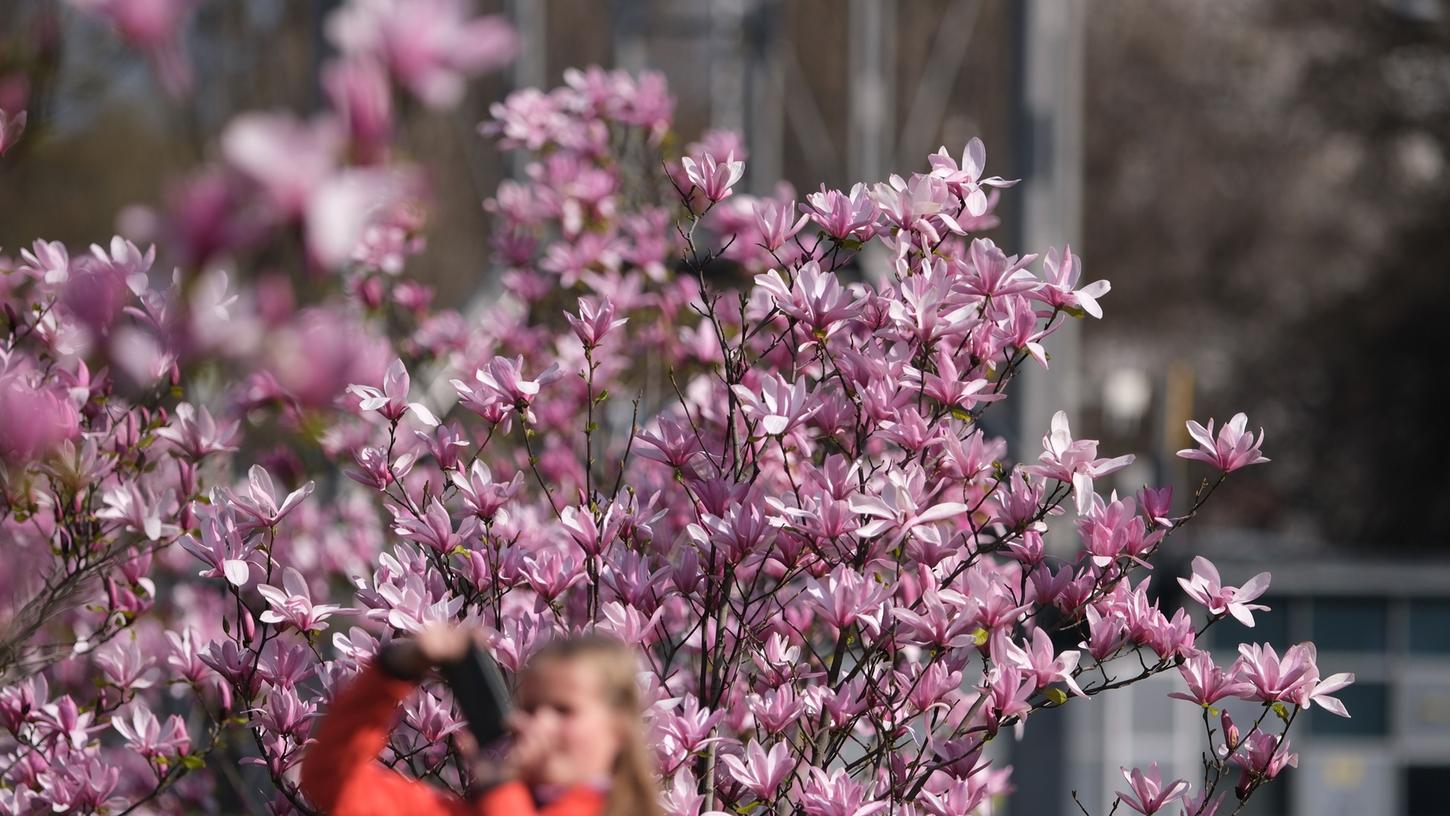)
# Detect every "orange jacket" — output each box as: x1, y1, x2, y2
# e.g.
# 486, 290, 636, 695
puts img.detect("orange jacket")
300, 662, 606, 816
